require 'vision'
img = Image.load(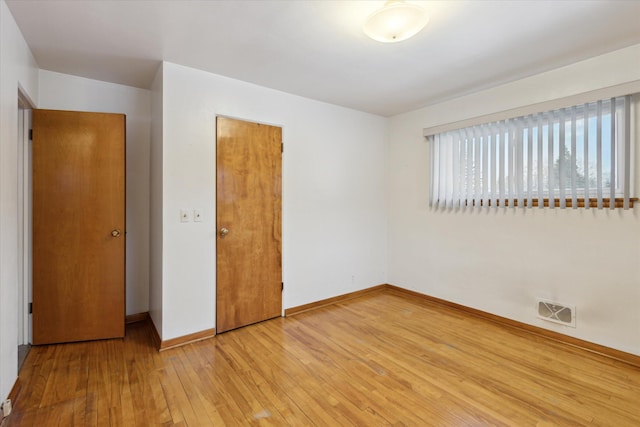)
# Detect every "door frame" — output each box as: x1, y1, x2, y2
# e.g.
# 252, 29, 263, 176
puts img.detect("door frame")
18, 89, 35, 345
214, 114, 286, 330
